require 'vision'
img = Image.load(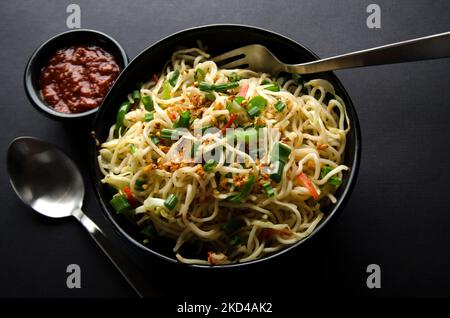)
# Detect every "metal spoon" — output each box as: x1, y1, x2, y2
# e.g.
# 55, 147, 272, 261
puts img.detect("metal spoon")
6, 136, 154, 297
